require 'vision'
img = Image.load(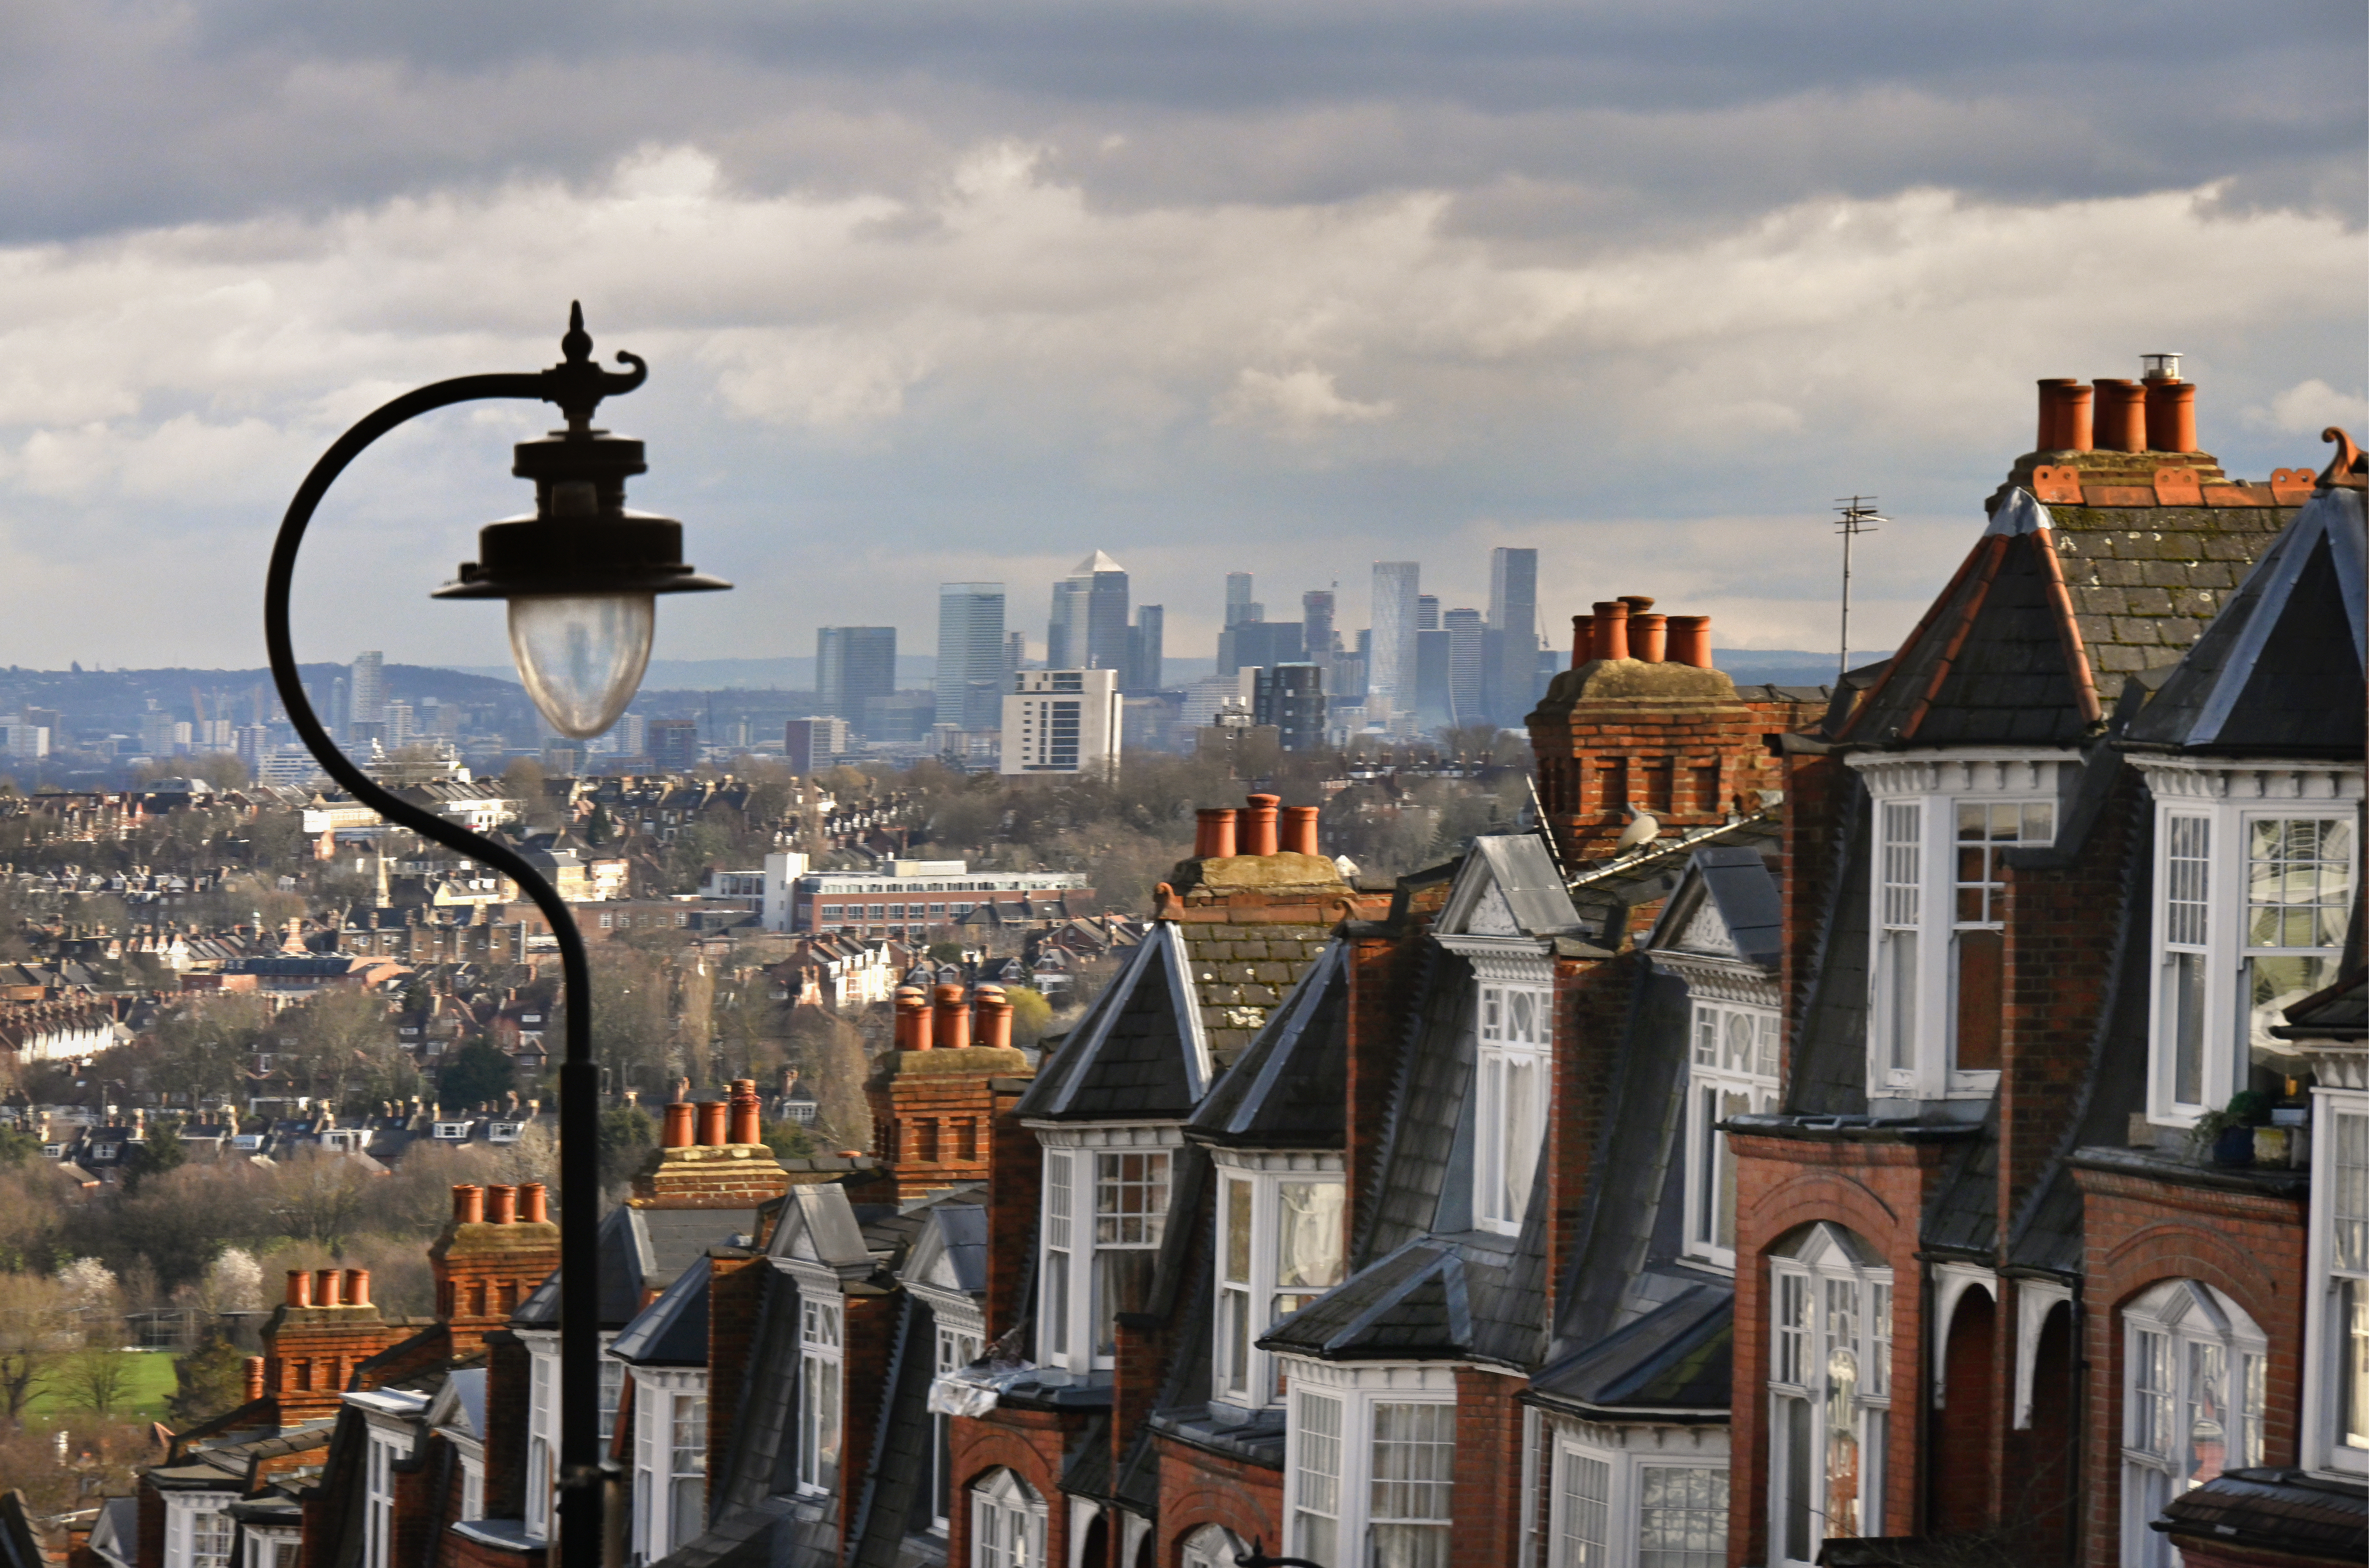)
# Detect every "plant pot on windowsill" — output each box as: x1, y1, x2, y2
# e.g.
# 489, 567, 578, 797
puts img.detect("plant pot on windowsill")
2196, 1090, 2274, 1168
